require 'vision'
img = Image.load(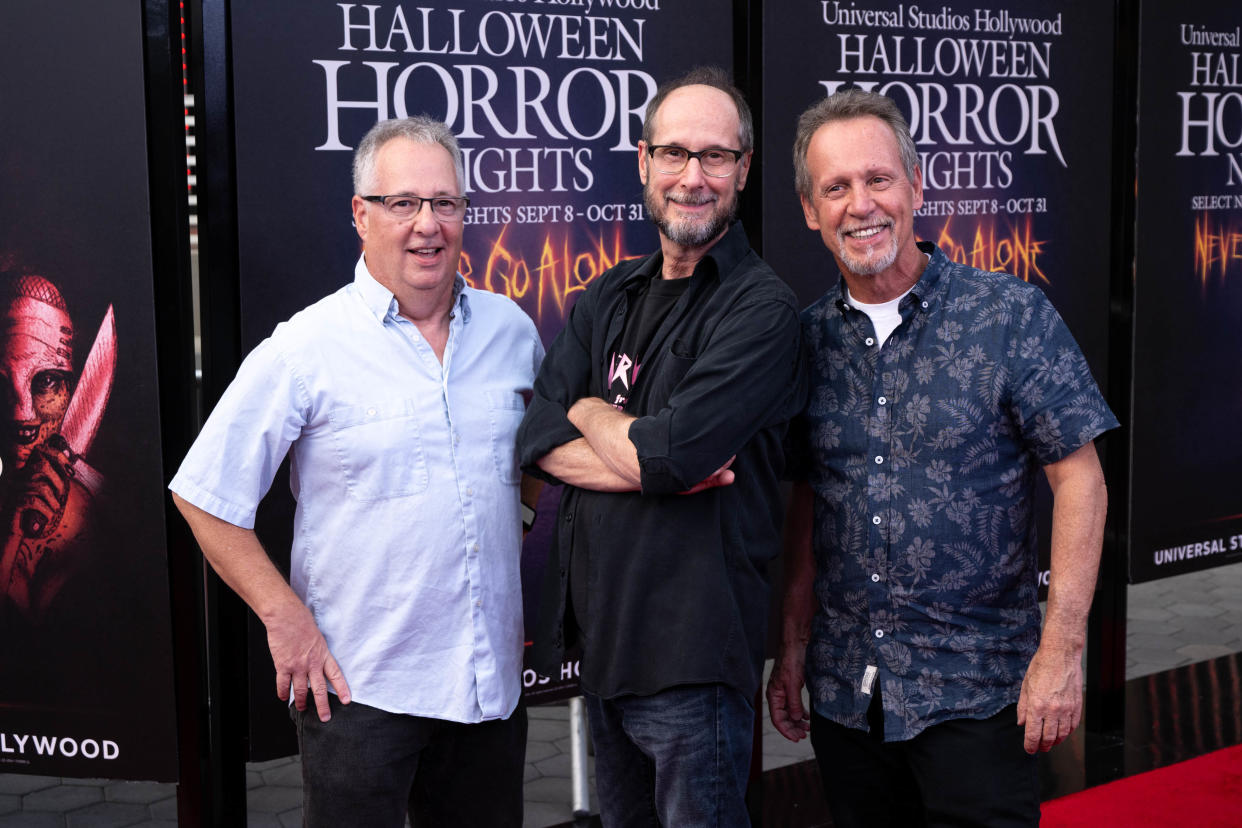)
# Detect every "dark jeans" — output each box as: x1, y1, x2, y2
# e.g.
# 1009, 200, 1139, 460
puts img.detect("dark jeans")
585, 683, 754, 828
810, 691, 1039, 828
294, 695, 526, 828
